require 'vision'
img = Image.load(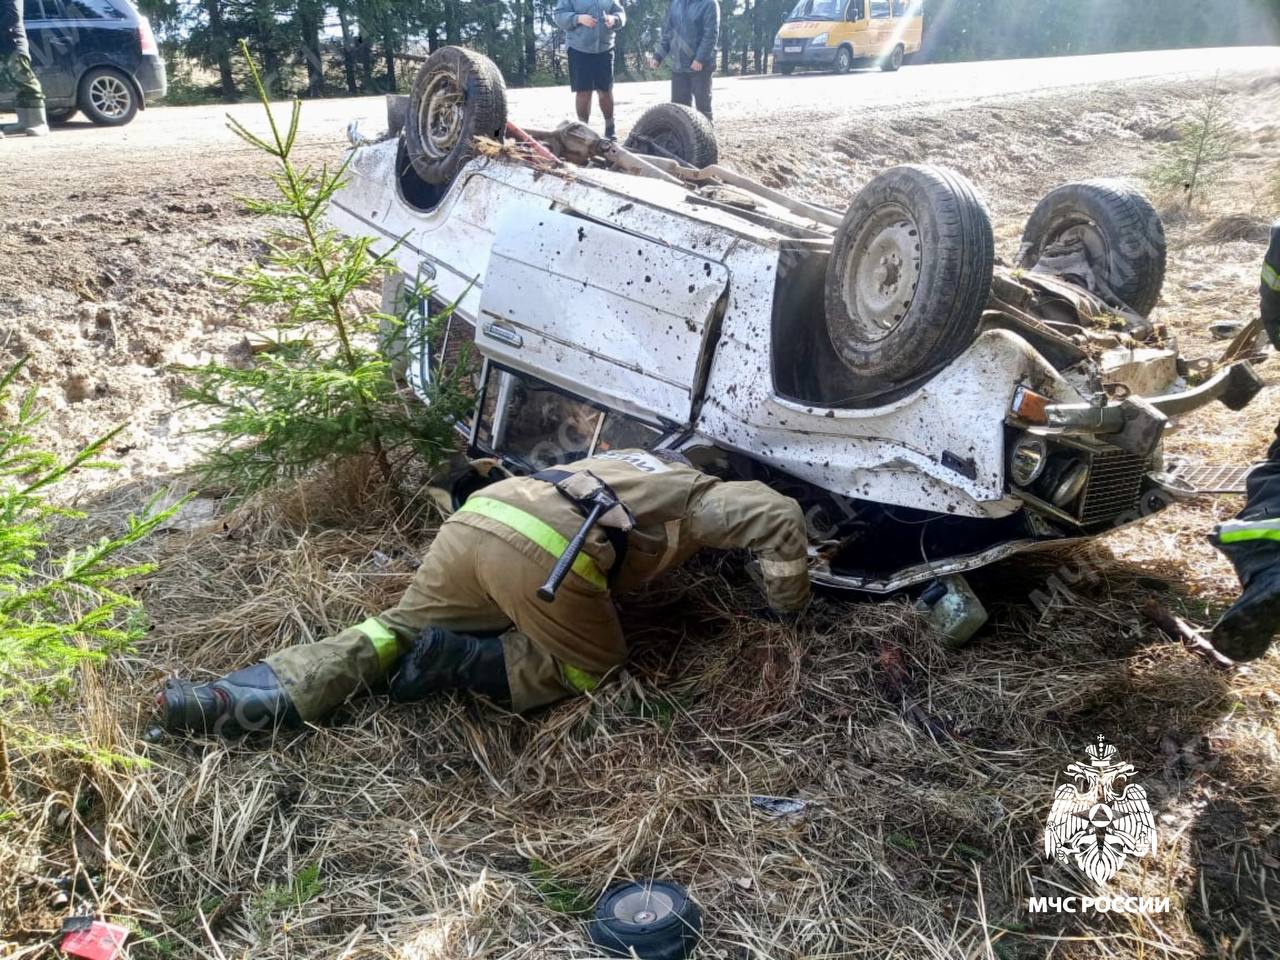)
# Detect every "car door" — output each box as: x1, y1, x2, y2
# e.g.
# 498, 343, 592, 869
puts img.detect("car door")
867, 0, 891, 56
22, 0, 77, 101
475, 203, 731, 428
